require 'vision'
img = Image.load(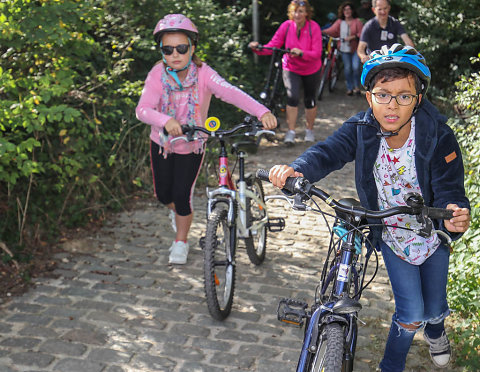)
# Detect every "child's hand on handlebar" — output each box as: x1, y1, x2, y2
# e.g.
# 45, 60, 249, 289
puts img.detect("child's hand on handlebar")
164, 118, 183, 137
444, 204, 471, 233
269, 165, 304, 189
260, 112, 277, 130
